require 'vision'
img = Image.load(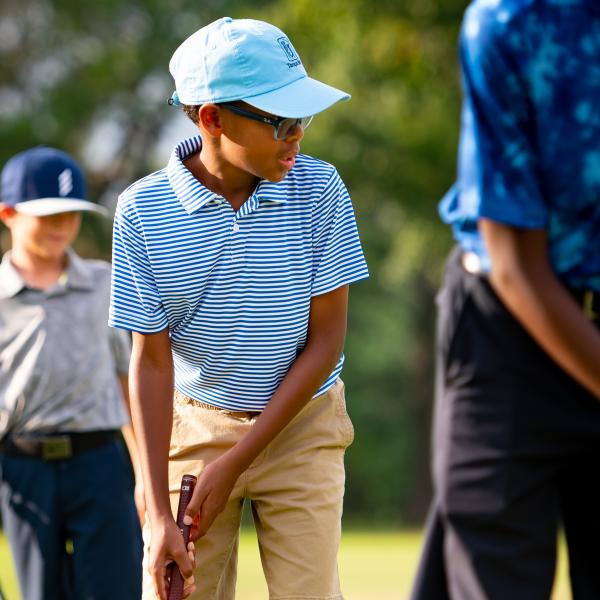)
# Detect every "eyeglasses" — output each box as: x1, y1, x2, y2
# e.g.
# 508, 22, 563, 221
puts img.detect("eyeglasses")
219, 103, 313, 141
